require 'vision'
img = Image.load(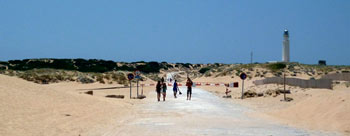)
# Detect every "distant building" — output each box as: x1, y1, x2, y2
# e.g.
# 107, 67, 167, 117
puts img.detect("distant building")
319, 60, 327, 65
282, 29, 290, 62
